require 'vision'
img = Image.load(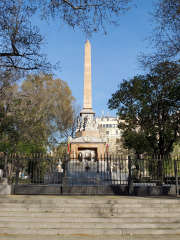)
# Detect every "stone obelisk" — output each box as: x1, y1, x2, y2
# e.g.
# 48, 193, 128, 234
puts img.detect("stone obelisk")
80, 39, 95, 120
76, 39, 98, 136
83, 40, 92, 109
69, 40, 106, 158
